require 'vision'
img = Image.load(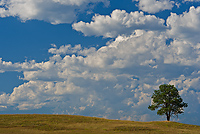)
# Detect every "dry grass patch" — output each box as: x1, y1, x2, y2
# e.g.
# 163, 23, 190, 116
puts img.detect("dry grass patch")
0, 114, 199, 134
